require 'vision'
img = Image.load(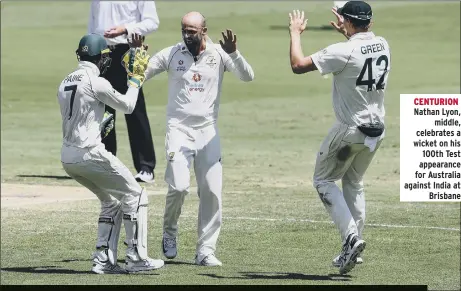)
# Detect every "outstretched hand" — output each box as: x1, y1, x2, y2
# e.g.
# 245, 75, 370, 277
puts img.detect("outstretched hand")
128, 33, 149, 51
289, 10, 308, 35
330, 8, 348, 38
122, 45, 151, 89
219, 29, 237, 54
